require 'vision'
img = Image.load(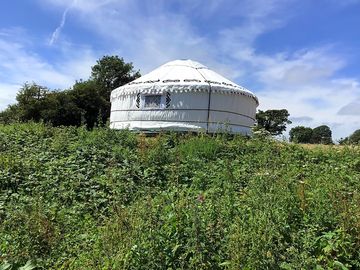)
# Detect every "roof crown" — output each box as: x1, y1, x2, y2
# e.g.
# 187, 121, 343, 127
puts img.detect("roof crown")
112, 59, 258, 105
